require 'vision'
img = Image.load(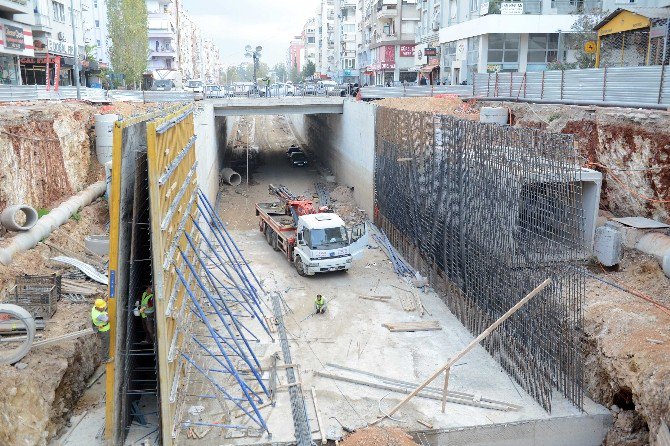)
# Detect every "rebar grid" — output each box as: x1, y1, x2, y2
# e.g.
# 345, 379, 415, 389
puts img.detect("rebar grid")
374, 109, 585, 412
